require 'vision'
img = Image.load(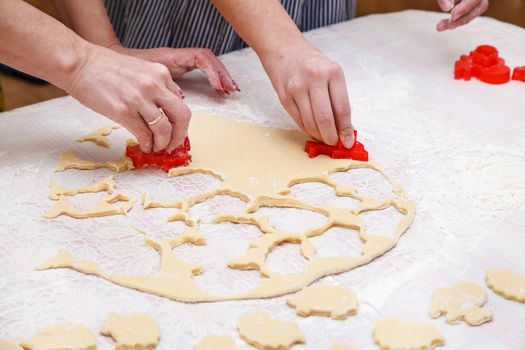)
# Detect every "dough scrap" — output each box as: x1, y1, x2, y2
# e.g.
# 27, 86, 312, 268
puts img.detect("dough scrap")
44, 177, 135, 219
20, 323, 97, 350
331, 345, 358, 350
0, 340, 22, 350
286, 284, 358, 319
101, 313, 160, 350
237, 312, 304, 350
77, 125, 120, 148
49, 176, 116, 200
373, 317, 444, 350
486, 269, 525, 303
56, 150, 133, 173
194, 336, 240, 350
430, 281, 492, 325
38, 113, 416, 303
